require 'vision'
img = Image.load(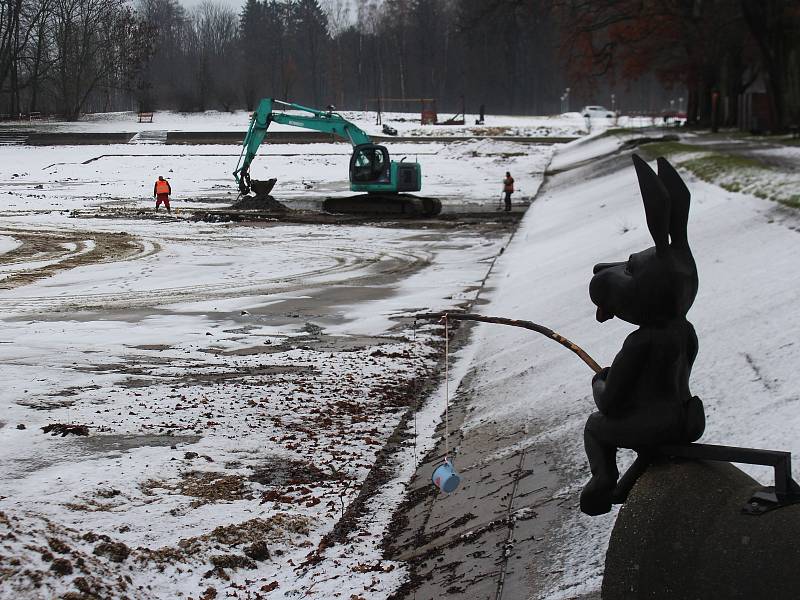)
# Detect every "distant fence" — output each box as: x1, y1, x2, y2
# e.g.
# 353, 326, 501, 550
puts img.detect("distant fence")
0, 112, 60, 122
